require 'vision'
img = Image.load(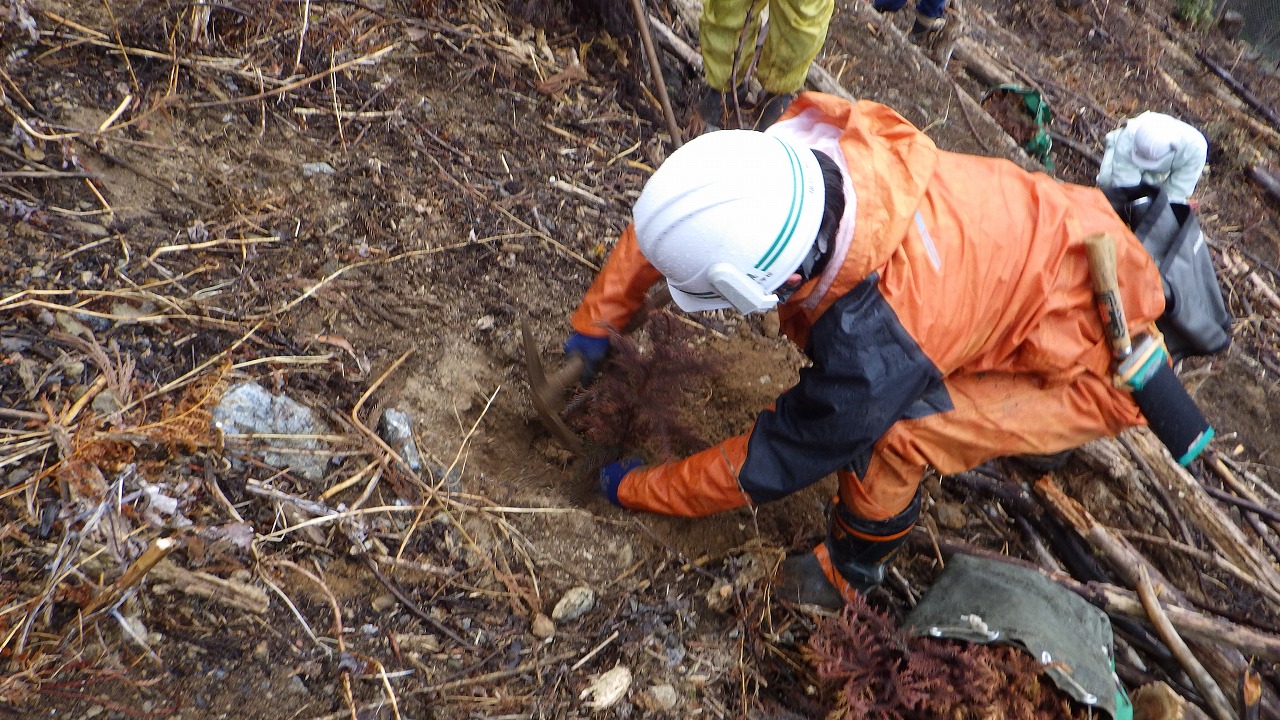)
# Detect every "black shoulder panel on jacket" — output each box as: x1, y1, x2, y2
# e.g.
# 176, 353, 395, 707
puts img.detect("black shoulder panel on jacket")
738, 274, 951, 504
